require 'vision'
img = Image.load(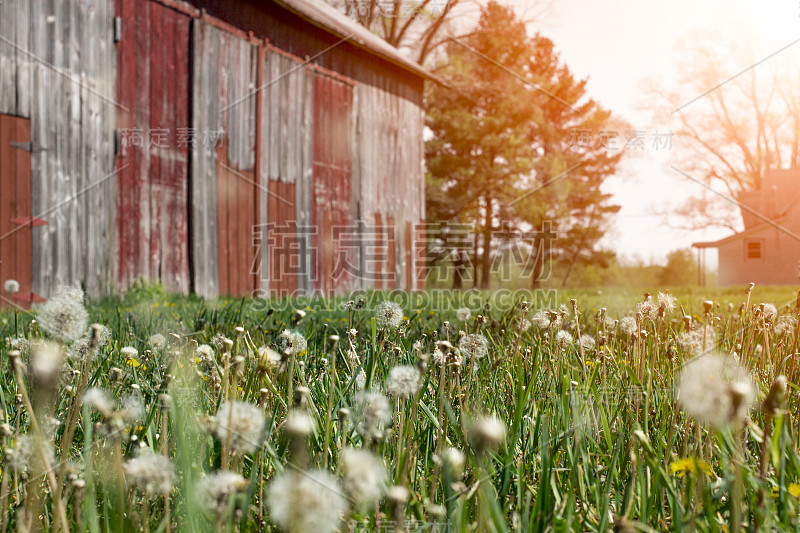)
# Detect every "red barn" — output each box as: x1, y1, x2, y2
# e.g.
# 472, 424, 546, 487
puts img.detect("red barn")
0, 0, 428, 304
693, 169, 800, 286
